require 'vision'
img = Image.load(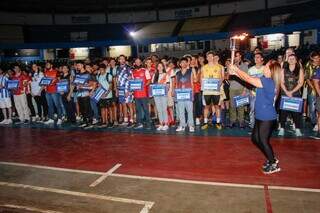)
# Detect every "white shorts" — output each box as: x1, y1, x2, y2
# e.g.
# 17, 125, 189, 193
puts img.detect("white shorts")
0, 98, 12, 109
